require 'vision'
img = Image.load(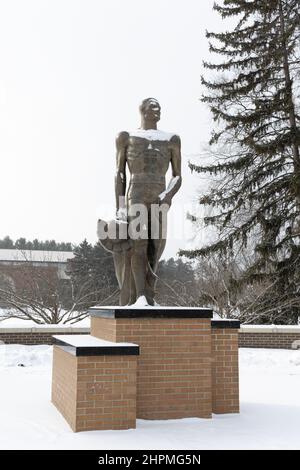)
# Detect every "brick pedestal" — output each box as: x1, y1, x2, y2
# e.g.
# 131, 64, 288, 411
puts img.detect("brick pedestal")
51, 335, 139, 432
211, 320, 240, 414
90, 307, 239, 420
51, 308, 240, 432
